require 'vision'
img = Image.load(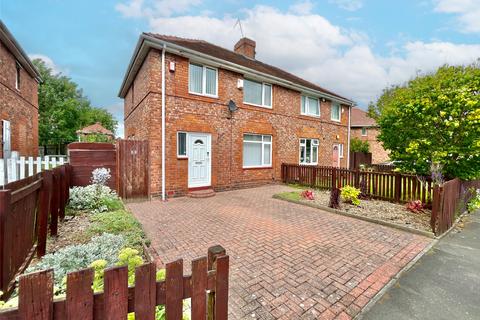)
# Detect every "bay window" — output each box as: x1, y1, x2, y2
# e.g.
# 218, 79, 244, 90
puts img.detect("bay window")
189, 63, 217, 97
243, 134, 272, 168
300, 138, 319, 165
244, 79, 272, 108
301, 95, 320, 117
